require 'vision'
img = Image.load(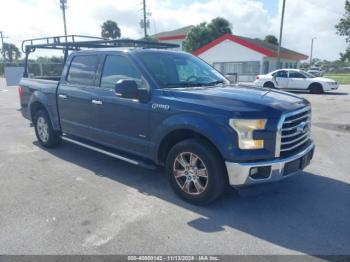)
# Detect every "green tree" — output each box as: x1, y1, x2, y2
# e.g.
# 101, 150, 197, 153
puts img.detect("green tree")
335, 0, 350, 61
1, 43, 21, 62
264, 35, 278, 45
101, 20, 121, 39
184, 17, 232, 53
